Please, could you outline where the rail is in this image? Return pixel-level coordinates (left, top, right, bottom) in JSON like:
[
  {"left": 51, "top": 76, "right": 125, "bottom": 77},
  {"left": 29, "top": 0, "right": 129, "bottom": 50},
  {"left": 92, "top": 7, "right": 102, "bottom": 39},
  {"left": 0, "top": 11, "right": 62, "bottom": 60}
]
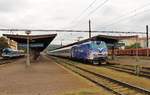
[
  {"left": 106, "top": 64, "right": 150, "bottom": 78},
  {"left": 52, "top": 57, "right": 150, "bottom": 95}
]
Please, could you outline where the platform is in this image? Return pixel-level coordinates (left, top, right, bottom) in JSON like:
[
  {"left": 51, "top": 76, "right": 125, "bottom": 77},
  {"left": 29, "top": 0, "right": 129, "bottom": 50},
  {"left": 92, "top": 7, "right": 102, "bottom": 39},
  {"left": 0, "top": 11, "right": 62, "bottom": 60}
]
[{"left": 0, "top": 55, "right": 111, "bottom": 95}]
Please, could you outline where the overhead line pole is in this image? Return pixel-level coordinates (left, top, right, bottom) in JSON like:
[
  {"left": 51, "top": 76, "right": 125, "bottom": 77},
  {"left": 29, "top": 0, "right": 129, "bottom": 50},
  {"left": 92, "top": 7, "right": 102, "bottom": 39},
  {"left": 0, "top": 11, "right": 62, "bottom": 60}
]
[
  {"left": 89, "top": 20, "right": 92, "bottom": 38},
  {"left": 146, "top": 25, "right": 149, "bottom": 56}
]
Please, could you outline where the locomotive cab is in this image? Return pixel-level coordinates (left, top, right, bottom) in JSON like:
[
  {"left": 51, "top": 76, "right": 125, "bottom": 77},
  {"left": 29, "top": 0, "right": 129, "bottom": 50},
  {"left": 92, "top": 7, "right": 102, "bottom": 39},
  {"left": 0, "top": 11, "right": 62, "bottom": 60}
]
[{"left": 88, "top": 41, "right": 108, "bottom": 64}]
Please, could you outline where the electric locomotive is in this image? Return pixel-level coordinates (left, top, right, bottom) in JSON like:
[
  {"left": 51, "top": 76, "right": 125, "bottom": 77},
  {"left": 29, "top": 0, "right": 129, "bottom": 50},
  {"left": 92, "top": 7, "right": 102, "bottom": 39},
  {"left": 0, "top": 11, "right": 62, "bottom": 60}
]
[
  {"left": 1, "top": 48, "right": 24, "bottom": 58},
  {"left": 48, "top": 40, "right": 108, "bottom": 64},
  {"left": 72, "top": 41, "right": 108, "bottom": 64}
]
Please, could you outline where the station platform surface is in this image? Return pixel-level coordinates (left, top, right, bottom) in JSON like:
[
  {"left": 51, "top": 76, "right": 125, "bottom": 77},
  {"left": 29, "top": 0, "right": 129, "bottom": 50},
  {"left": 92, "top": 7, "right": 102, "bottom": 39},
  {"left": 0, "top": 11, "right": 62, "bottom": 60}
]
[
  {"left": 0, "top": 55, "right": 110, "bottom": 95},
  {"left": 108, "top": 56, "right": 150, "bottom": 67}
]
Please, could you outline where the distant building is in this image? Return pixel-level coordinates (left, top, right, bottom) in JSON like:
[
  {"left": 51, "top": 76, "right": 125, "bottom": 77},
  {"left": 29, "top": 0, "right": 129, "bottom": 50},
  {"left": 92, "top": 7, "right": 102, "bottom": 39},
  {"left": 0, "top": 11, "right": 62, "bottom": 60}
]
[
  {"left": 138, "top": 37, "right": 150, "bottom": 48},
  {"left": 119, "top": 36, "right": 138, "bottom": 49},
  {"left": 7, "top": 38, "right": 18, "bottom": 50},
  {"left": 118, "top": 36, "right": 150, "bottom": 49}
]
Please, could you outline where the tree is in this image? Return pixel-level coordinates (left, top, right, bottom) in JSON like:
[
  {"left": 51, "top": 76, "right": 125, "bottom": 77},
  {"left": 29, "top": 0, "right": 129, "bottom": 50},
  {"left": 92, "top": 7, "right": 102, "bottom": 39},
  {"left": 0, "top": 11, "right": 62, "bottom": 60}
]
[
  {"left": 0, "top": 37, "right": 9, "bottom": 54},
  {"left": 125, "top": 43, "right": 141, "bottom": 49}
]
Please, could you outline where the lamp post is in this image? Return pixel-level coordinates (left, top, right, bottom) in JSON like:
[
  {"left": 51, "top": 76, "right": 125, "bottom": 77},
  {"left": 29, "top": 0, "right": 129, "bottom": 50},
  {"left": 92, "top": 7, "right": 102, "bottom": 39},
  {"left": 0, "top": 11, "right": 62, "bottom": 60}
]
[{"left": 25, "top": 30, "right": 31, "bottom": 66}]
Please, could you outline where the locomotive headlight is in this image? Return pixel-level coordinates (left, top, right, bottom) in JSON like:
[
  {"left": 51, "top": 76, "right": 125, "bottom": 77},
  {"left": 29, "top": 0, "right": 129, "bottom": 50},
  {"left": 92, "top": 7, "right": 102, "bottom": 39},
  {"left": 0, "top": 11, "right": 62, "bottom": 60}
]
[
  {"left": 88, "top": 51, "right": 96, "bottom": 59},
  {"left": 91, "top": 52, "right": 99, "bottom": 57},
  {"left": 92, "top": 52, "right": 98, "bottom": 55},
  {"left": 102, "top": 51, "right": 108, "bottom": 56}
]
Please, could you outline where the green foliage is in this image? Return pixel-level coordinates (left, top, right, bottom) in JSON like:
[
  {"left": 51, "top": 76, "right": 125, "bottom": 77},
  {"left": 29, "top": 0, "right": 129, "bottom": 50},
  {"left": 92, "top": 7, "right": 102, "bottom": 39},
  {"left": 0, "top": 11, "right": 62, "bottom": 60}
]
[
  {"left": 0, "top": 37, "right": 9, "bottom": 49},
  {"left": 125, "top": 43, "right": 141, "bottom": 49},
  {"left": 0, "top": 37, "right": 9, "bottom": 54},
  {"left": 47, "top": 44, "right": 61, "bottom": 51}
]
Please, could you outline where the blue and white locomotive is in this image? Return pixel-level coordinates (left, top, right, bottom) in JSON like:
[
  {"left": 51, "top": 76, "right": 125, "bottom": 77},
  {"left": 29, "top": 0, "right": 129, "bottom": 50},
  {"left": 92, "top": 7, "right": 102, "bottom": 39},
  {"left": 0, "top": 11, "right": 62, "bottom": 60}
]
[
  {"left": 48, "top": 40, "right": 108, "bottom": 64},
  {"left": 1, "top": 48, "right": 24, "bottom": 58}
]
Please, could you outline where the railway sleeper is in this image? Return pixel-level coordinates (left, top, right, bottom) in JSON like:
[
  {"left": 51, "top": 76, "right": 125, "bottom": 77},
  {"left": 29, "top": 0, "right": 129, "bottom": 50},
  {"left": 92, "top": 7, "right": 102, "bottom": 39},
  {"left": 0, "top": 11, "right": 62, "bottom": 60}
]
[
  {"left": 111, "top": 85, "right": 124, "bottom": 89},
  {"left": 54, "top": 58, "right": 150, "bottom": 95},
  {"left": 63, "top": 64, "right": 142, "bottom": 95},
  {"left": 107, "top": 66, "right": 150, "bottom": 78},
  {"left": 116, "top": 87, "right": 129, "bottom": 93}
]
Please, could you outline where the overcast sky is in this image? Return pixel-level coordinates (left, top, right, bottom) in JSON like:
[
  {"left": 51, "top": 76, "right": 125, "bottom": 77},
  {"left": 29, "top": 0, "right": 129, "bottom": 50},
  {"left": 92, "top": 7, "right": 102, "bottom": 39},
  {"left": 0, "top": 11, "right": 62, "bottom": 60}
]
[{"left": 0, "top": 0, "right": 150, "bottom": 45}]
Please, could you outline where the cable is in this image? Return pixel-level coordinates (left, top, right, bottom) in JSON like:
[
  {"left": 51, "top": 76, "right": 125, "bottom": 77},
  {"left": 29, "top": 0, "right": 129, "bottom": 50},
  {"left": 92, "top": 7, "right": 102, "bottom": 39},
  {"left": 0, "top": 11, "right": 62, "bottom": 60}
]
[
  {"left": 87, "top": 0, "right": 109, "bottom": 17},
  {"left": 102, "top": 2, "right": 150, "bottom": 27},
  {"left": 0, "top": 28, "right": 145, "bottom": 34},
  {"left": 64, "top": 0, "right": 109, "bottom": 30},
  {"left": 70, "top": 0, "right": 97, "bottom": 23},
  {"left": 61, "top": 0, "right": 98, "bottom": 30},
  {"left": 105, "top": 8, "right": 150, "bottom": 27}
]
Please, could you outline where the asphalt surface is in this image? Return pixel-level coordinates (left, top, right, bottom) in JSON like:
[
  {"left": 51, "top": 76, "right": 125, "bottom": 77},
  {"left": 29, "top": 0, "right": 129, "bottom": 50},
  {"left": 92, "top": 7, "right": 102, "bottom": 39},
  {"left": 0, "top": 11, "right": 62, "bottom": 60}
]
[{"left": 0, "top": 55, "right": 110, "bottom": 95}]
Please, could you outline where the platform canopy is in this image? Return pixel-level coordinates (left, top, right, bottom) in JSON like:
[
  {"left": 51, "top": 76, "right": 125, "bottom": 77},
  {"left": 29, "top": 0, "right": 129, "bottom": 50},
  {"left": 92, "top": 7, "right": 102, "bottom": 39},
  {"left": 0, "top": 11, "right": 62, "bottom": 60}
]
[
  {"left": 55, "top": 35, "right": 138, "bottom": 50},
  {"left": 3, "top": 34, "right": 57, "bottom": 52}
]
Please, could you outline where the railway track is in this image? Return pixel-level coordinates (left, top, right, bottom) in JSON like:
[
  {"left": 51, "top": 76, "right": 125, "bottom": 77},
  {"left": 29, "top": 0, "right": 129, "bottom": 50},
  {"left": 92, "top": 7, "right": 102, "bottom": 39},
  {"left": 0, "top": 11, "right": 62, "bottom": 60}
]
[
  {"left": 106, "top": 64, "right": 150, "bottom": 78},
  {"left": 52, "top": 57, "right": 150, "bottom": 95},
  {"left": 0, "top": 59, "right": 12, "bottom": 65},
  {"left": 0, "top": 58, "right": 22, "bottom": 65}
]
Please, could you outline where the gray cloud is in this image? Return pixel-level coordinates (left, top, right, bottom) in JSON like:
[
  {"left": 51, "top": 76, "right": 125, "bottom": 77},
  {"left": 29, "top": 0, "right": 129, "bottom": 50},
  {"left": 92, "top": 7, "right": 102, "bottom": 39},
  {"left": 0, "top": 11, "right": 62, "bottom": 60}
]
[
  {"left": 0, "top": 0, "right": 150, "bottom": 44},
  {"left": 0, "top": 0, "right": 28, "bottom": 13}
]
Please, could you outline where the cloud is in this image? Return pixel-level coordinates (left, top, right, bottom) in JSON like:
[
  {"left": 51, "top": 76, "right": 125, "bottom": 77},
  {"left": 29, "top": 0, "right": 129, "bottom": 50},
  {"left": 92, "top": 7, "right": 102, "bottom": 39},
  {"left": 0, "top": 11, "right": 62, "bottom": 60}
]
[
  {"left": 0, "top": 0, "right": 150, "bottom": 44},
  {"left": 0, "top": 0, "right": 29, "bottom": 13}
]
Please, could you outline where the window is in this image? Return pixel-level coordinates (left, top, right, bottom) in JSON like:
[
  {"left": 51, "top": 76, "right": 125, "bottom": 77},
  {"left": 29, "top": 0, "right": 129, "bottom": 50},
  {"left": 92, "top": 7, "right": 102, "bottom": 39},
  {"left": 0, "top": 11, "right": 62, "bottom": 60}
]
[{"left": 91, "top": 41, "right": 107, "bottom": 49}]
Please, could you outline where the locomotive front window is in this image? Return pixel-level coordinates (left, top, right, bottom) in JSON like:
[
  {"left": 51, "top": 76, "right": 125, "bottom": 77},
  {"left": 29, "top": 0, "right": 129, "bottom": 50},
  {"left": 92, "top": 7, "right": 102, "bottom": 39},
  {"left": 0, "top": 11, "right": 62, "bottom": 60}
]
[
  {"left": 96, "top": 41, "right": 101, "bottom": 45},
  {"left": 91, "top": 41, "right": 107, "bottom": 49},
  {"left": 98, "top": 41, "right": 107, "bottom": 49}
]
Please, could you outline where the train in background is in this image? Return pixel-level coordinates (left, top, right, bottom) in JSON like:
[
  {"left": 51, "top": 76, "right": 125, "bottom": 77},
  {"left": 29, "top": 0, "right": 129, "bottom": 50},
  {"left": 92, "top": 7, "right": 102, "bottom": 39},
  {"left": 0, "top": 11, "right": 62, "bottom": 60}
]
[
  {"left": 48, "top": 40, "right": 108, "bottom": 64},
  {"left": 109, "top": 48, "right": 150, "bottom": 56},
  {"left": 1, "top": 48, "right": 25, "bottom": 58}
]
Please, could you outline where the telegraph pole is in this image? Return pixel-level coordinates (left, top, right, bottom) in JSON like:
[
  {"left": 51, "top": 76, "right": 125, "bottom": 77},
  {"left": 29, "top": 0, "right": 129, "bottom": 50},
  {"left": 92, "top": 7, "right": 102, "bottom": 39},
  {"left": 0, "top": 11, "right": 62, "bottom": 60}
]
[
  {"left": 25, "top": 30, "right": 31, "bottom": 66},
  {"left": 146, "top": 25, "right": 149, "bottom": 56},
  {"left": 89, "top": 20, "right": 91, "bottom": 38}
]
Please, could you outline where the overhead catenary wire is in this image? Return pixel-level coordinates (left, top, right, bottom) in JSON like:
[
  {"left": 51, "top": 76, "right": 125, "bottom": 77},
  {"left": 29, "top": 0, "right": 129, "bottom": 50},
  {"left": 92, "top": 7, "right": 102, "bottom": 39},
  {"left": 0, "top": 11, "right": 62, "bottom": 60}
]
[
  {"left": 104, "top": 9, "right": 150, "bottom": 28},
  {"left": 70, "top": 0, "right": 97, "bottom": 24},
  {"left": 62, "top": 0, "right": 98, "bottom": 29},
  {"left": 0, "top": 28, "right": 146, "bottom": 34},
  {"left": 101, "top": 2, "right": 150, "bottom": 27},
  {"left": 0, "top": 24, "right": 14, "bottom": 34},
  {"left": 87, "top": 0, "right": 109, "bottom": 17},
  {"left": 64, "top": 0, "right": 109, "bottom": 30}
]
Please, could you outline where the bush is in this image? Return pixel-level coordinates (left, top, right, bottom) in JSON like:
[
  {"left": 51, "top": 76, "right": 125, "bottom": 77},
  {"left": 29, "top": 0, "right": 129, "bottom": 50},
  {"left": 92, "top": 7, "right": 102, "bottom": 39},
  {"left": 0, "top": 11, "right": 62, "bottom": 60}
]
[
  {"left": 0, "top": 37, "right": 9, "bottom": 55},
  {"left": 125, "top": 43, "right": 141, "bottom": 49}
]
